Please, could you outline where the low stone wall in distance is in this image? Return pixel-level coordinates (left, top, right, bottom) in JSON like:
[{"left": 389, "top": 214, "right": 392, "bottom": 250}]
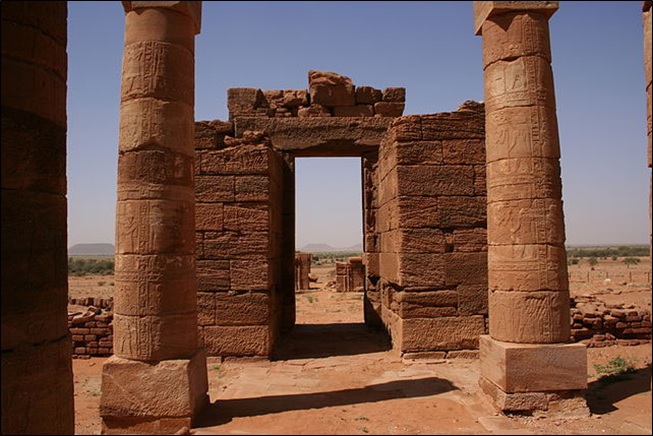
[
  {"left": 66, "top": 294, "right": 651, "bottom": 358},
  {"left": 571, "top": 295, "right": 652, "bottom": 347},
  {"left": 68, "top": 297, "right": 113, "bottom": 358}
]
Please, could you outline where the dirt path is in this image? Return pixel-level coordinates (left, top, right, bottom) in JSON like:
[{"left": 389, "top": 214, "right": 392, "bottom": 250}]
[{"left": 71, "top": 262, "right": 652, "bottom": 435}]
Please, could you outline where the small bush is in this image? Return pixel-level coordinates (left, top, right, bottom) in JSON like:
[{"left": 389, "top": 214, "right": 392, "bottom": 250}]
[{"left": 594, "top": 356, "right": 636, "bottom": 382}]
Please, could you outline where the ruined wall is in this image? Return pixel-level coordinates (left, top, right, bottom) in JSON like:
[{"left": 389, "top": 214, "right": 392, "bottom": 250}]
[
  {"left": 295, "top": 252, "right": 312, "bottom": 291},
  {"left": 570, "top": 296, "right": 652, "bottom": 346},
  {"left": 68, "top": 298, "right": 113, "bottom": 358},
  {"left": 336, "top": 257, "right": 365, "bottom": 292},
  {"left": 194, "top": 124, "right": 285, "bottom": 357},
  {"left": 375, "top": 101, "right": 488, "bottom": 358},
  {"left": 228, "top": 70, "right": 405, "bottom": 119}
]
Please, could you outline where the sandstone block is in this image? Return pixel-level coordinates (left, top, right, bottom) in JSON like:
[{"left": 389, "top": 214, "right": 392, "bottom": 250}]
[
  {"left": 479, "top": 335, "right": 586, "bottom": 393},
  {"left": 196, "top": 259, "right": 230, "bottom": 291},
  {"left": 308, "top": 70, "right": 355, "bottom": 106},
  {"left": 401, "top": 316, "right": 486, "bottom": 352},
  {"left": 195, "top": 202, "right": 224, "bottom": 231},
  {"left": 203, "top": 325, "right": 270, "bottom": 356},
  {"left": 355, "top": 86, "right": 382, "bottom": 104},
  {"left": 100, "top": 351, "right": 208, "bottom": 424},
  {"left": 215, "top": 291, "right": 270, "bottom": 326}
]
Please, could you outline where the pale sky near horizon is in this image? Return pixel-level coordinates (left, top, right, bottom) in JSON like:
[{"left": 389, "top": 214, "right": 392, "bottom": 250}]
[{"left": 66, "top": 1, "right": 651, "bottom": 250}]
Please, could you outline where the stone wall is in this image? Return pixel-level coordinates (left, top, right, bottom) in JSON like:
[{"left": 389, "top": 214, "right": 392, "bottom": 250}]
[
  {"left": 336, "top": 257, "right": 364, "bottom": 292},
  {"left": 375, "top": 101, "right": 489, "bottom": 358},
  {"left": 295, "top": 252, "right": 312, "bottom": 291},
  {"left": 194, "top": 126, "right": 285, "bottom": 357},
  {"left": 570, "top": 296, "right": 652, "bottom": 347},
  {"left": 68, "top": 298, "right": 113, "bottom": 358}
]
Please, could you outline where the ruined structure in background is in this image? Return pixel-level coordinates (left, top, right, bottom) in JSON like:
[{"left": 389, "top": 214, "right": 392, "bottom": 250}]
[
  {"left": 294, "top": 252, "right": 312, "bottom": 291},
  {"left": 194, "top": 70, "right": 489, "bottom": 359},
  {"left": 335, "top": 257, "right": 365, "bottom": 292}
]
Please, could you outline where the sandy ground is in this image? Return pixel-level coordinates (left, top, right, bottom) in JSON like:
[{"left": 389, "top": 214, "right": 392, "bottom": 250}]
[{"left": 70, "top": 258, "right": 652, "bottom": 435}]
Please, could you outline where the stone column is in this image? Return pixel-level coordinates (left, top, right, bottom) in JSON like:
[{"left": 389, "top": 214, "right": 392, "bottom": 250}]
[
  {"left": 1, "top": 2, "right": 74, "bottom": 434},
  {"left": 100, "top": 2, "right": 208, "bottom": 434},
  {"left": 474, "top": 1, "right": 588, "bottom": 414},
  {"left": 643, "top": 1, "right": 652, "bottom": 258}
]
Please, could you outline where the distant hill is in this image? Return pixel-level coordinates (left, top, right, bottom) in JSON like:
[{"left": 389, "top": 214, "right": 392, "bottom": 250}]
[
  {"left": 68, "top": 243, "right": 114, "bottom": 255},
  {"left": 299, "top": 242, "right": 363, "bottom": 253}
]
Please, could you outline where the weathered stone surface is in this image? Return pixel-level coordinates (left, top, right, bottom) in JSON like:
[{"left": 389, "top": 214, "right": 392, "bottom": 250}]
[
  {"left": 215, "top": 292, "right": 270, "bottom": 326},
  {"left": 355, "top": 86, "right": 382, "bottom": 104},
  {"left": 100, "top": 351, "right": 208, "bottom": 421},
  {"left": 203, "top": 325, "right": 270, "bottom": 356},
  {"left": 374, "top": 101, "right": 405, "bottom": 117},
  {"left": 196, "top": 260, "right": 230, "bottom": 291},
  {"left": 474, "top": 1, "right": 558, "bottom": 36},
  {"left": 487, "top": 157, "right": 562, "bottom": 201},
  {"left": 382, "top": 87, "right": 406, "bottom": 102},
  {"left": 197, "top": 145, "right": 273, "bottom": 175},
  {"left": 487, "top": 198, "right": 565, "bottom": 245},
  {"left": 479, "top": 335, "right": 586, "bottom": 392},
  {"left": 112, "top": 313, "right": 198, "bottom": 361},
  {"left": 485, "top": 105, "right": 560, "bottom": 162},
  {"left": 308, "top": 70, "right": 355, "bottom": 106},
  {"left": 444, "top": 252, "right": 488, "bottom": 286},
  {"left": 227, "top": 88, "right": 266, "bottom": 119},
  {"left": 235, "top": 117, "right": 392, "bottom": 156},
  {"left": 489, "top": 289, "right": 571, "bottom": 343},
  {"left": 1, "top": 339, "right": 74, "bottom": 435},
  {"left": 488, "top": 244, "right": 568, "bottom": 292},
  {"left": 401, "top": 316, "right": 486, "bottom": 352},
  {"left": 333, "top": 104, "right": 374, "bottom": 117},
  {"left": 483, "top": 57, "right": 556, "bottom": 111},
  {"left": 457, "top": 284, "right": 488, "bottom": 315},
  {"left": 396, "top": 165, "right": 475, "bottom": 197}
]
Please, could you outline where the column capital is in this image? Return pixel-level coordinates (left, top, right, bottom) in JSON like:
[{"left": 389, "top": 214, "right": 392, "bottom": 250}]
[
  {"left": 474, "top": 1, "right": 558, "bottom": 35},
  {"left": 122, "top": 1, "right": 201, "bottom": 34}
]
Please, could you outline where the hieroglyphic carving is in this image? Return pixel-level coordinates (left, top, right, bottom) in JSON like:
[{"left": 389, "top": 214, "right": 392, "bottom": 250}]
[{"left": 479, "top": 2, "right": 569, "bottom": 344}]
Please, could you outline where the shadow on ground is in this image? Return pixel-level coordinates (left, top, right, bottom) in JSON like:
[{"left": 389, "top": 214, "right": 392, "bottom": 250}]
[
  {"left": 586, "top": 364, "right": 652, "bottom": 414},
  {"left": 194, "top": 376, "right": 457, "bottom": 428},
  {"left": 271, "top": 322, "right": 392, "bottom": 360}
]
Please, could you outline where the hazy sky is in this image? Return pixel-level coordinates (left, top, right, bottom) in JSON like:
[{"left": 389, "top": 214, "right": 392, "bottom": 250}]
[{"left": 67, "top": 1, "right": 650, "bottom": 249}]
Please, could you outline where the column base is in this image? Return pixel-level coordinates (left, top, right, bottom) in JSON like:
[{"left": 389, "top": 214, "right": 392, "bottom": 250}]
[
  {"left": 100, "top": 349, "right": 209, "bottom": 434},
  {"left": 479, "top": 335, "right": 589, "bottom": 416}
]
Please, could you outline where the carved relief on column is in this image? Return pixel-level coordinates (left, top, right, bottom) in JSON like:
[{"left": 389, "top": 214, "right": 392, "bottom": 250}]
[
  {"left": 477, "top": 2, "right": 570, "bottom": 344},
  {"left": 114, "top": 1, "right": 201, "bottom": 362}
]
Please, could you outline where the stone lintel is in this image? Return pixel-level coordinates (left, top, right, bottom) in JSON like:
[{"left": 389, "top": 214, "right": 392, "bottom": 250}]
[
  {"left": 474, "top": 1, "right": 559, "bottom": 35},
  {"left": 100, "top": 350, "right": 209, "bottom": 434},
  {"left": 234, "top": 117, "right": 392, "bottom": 157},
  {"left": 122, "top": 1, "right": 202, "bottom": 34},
  {"left": 479, "top": 335, "right": 587, "bottom": 393}
]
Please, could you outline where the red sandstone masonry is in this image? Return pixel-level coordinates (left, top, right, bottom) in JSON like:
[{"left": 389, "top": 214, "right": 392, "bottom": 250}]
[
  {"left": 195, "top": 130, "right": 284, "bottom": 357},
  {"left": 376, "top": 101, "right": 489, "bottom": 355}
]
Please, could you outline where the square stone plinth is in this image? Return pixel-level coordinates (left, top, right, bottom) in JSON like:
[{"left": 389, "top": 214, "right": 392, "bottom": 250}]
[
  {"left": 480, "top": 335, "right": 587, "bottom": 393},
  {"left": 474, "top": 1, "right": 559, "bottom": 35},
  {"left": 100, "top": 350, "right": 209, "bottom": 434}
]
